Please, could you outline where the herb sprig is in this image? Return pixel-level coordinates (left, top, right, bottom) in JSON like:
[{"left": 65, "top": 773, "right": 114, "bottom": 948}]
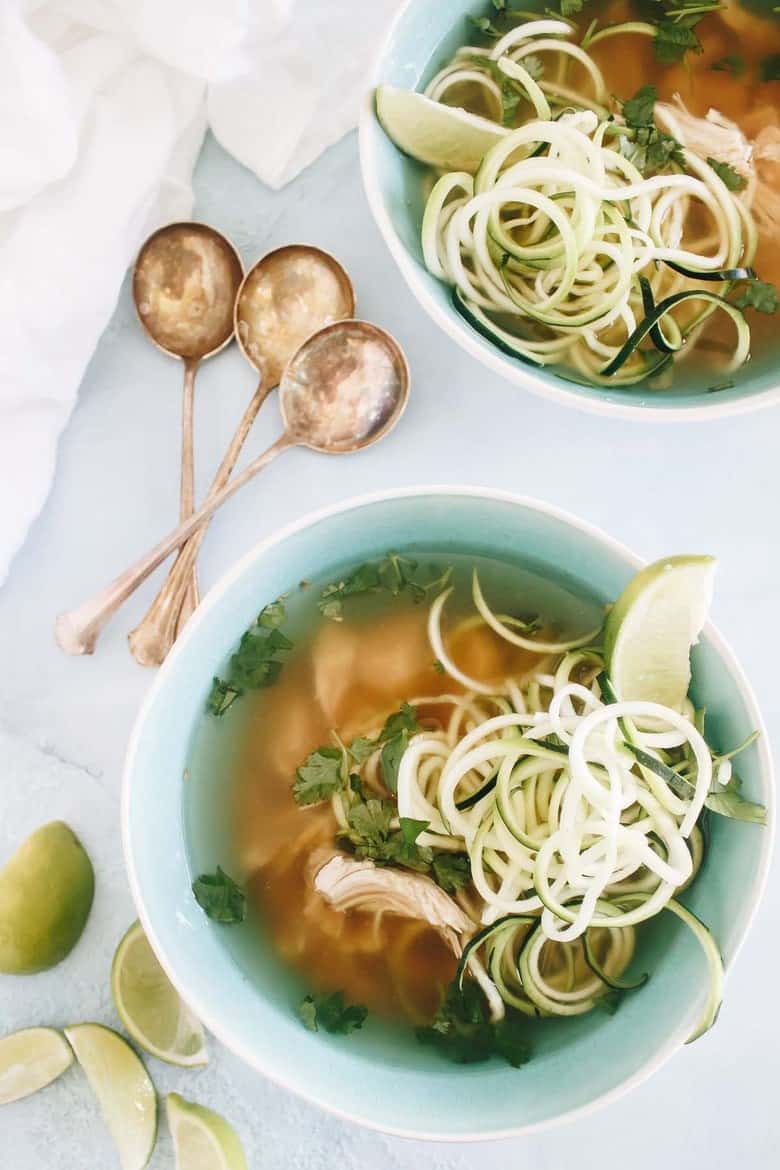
[
  {"left": 299, "top": 991, "right": 368, "bottom": 1034},
  {"left": 417, "top": 981, "right": 532, "bottom": 1066},
  {"left": 207, "top": 597, "right": 292, "bottom": 716},
  {"left": 317, "top": 554, "right": 452, "bottom": 622},
  {"left": 191, "top": 866, "right": 246, "bottom": 924},
  {"left": 618, "top": 85, "right": 684, "bottom": 176}
]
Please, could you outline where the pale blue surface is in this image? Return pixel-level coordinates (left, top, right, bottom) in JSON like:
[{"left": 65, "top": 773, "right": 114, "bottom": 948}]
[
  {"left": 125, "top": 489, "right": 771, "bottom": 1138},
  {"left": 1, "top": 129, "right": 779, "bottom": 1167},
  {"left": 360, "top": 0, "right": 780, "bottom": 416}
]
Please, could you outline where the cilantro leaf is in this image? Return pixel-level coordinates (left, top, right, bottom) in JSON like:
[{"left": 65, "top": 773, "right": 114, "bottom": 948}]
[
  {"left": 293, "top": 746, "right": 343, "bottom": 805},
  {"left": 707, "top": 157, "right": 747, "bottom": 192},
  {"left": 399, "top": 817, "right": 429, "bottom": 844},
  {"left": 192, "top": 866, "right": 246, "bottom": 924},
  {"left": 380, "top": 703, "right": 419, "bottom": 740},
  {"left": 417, "top": 981, "right": 531, "bottom": 1066},
  {"left": 380, "top": 732, "right": 410, "bottom": 793},
  {"left": 560, "top": 0, "right": 585, "bottom": 13},
  {"left": 299, "top": 991, "right": 367, "bottom": 1034},
  {"left": 468, "top": 13, "right": 503, "bottom": 37},
  {"left": 733, "top": 280, "right": 780, "bottom": 314},
  {"left": 622, "top": 85, "right": 657, "bottom": 129},
  {"left": 348, "top": 798, "right": 395, "bottom": 847},
  {"left": 258, "top": 598, "right": 286, "bottom": 628},
  {"left": 433, "top": 658, "right": 445, "bottom": 674},
  {"left": 348, "top": 736, "right": 376, "bottom": 763},
  {"left": 432, "top": 852, "right": 472, "bottom": 893},
  {"left": 711, "top": 54, "right": 745, "bottom": 77},
  {"left": 654, "top": 20, "right": 702, "bottom": 64},
  {"left": 705, "top": 787, "right": 767, "bottom": 824},
  {"left": 206, "top": 677, "right": 241, "bottom": 717},
  {"left": 760, "top": 53, "right": 780, "bottom": 82},
  {"left": 318, "top": 556, "right": 452, "bottom": 621}
]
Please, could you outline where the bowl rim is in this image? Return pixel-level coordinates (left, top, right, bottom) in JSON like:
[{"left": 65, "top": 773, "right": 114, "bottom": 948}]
[
  {"left": 357, "top": 0, "right": 780, "bottom": 423},
  {"left": 122, "top": 485, "right": 775, "bottom": 1141}
]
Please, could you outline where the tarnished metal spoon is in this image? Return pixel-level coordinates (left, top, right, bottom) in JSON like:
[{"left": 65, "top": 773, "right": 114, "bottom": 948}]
[
  {"left": 128, "top": 244, "right": 355, "bottom": 666},
  {"left": 55, "top": 319, "right": 409, "bottom": 656},
  {"left": 132, "top": 222, "right": 243, "bottom": 626}
]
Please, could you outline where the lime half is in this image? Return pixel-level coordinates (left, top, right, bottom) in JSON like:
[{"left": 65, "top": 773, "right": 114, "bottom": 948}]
[
  {"left": 167, "top": 1093, "right": 248, "bottom": 1170},
  {"left": 376, "top": 85, "right": 507, "bottom": 172},
  {"left": 111, "top": 921, "right": 207, "bottom": 1067},
  {"left": 0, "top": 821, "right": 94, "bottom": 973},
  {"left": 605, "top": 555, "right": 716, "bottom": 709},
  {"left": 65, "top": 1024, "right": 157, "bottom": 1170},
  {"left": 0, "top": 1027, "right": 73, "bottom": 1105}
]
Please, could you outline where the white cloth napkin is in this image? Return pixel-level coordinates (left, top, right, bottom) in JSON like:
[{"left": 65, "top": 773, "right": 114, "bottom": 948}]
[{"left": 0, "top": 0, "right": 399, "bottom": 585}]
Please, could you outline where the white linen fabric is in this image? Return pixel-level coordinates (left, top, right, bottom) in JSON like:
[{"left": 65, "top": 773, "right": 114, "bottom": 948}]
[{"left": 0, "top": 0, "right": 399, "bottom": 584}]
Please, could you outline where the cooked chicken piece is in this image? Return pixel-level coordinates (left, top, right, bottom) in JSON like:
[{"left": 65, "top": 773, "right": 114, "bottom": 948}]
[
  {"left": 656, "top": 98, "right": 752, "bottom": 180},
  {"left": 311, "top": 853, "right": 473, "bottom": 955}
]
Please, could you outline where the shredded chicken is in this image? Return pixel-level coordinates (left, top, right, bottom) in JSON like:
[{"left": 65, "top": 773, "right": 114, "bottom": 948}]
[
  {"left": 310, "top": 852, "right": 508, "bottom": 1021},
  {"left": 656, "top": 97, "right": 780, "bottom": 246},
  {"left": 312, "top": 853, "right": 473, "bottom": 955},
  {"left": 656, "top": 98, "right": 752, "bottom": 180}
]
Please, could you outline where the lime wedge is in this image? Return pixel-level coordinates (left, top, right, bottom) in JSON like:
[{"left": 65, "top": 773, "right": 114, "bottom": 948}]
[
  {"left": 0, "top": 821, "right": 94, "bottom": 974},
  {"left": 0, "top": 1027, "right": 73, "bottom": 1105},
  {"left": 605, "top": 555, "right": 716, "bottom": 709},
  {"left": 375, "top": 85, "right": 507, "bottom": 172},
  {"left": 64, "top": 1024, "right": 157, "bottom": 1170},
  {"left": 166, "top": 1093, "right": 248, "bottom": 1170},
  {"left": 111, "top": 921, "right": 207, "bottom": 1068}
]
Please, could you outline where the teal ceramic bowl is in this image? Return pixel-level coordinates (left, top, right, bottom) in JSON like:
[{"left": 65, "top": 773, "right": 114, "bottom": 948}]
[
  {"left": 359, "top": 0, "right": 780, "bottom": 420},
  {"left": 123, "top": 488, "right": 773, "bottom": 1138}
]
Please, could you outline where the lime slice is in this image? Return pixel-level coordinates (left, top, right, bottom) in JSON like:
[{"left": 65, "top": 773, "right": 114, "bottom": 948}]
[
  {"left": 0, "top": 1027, "right": 73, "bottom": 1105},
  {"left": 166, "top": 1092, "right": 248, "bottom": 1170},
  {"left": 375, "top": 85, "right": 507, "bottom": 172},
  {"left": 0, "top": 821, "right": 94, "bottom": 974},
  {"left": 64, "top": 1024, "right": 157, "bottom": 1170},
  {"left": 605, "top": 555, "right": 716, "bottom": 708},
  {"left": 111, "top": 921, "right": 207, "bottom": 1068}
]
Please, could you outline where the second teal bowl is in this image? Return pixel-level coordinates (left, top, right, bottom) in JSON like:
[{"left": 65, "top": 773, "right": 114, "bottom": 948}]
[{"left": 123, "top": 487, "right": 773, "bottom": 1138}]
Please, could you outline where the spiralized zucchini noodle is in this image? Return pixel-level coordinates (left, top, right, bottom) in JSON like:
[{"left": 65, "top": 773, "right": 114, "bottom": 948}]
[
  {"left": 331, "top": 571, "right": 728, "bottom": 1037},
  {"left": 420, "top": 19, "right": 759, "bottom": 386}
]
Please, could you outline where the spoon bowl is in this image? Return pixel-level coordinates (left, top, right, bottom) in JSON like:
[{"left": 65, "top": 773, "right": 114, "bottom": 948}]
[
  {"left": 235, "top": 244, "right": 355, "bottom": 384},
  {"left": 133, "top": 222, "right": 243, "bottom": 361},
  {"left": 280, "top": 319, "right": 409, "bottom": 452}
]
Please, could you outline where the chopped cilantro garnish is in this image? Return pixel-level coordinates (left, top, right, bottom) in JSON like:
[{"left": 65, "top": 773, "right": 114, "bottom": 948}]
[
  {"left": 293, "top": 746, "right": 344, "bottom": 805},
  {"left": 468, "top": 13, "right": 503, "bottom": 37},
  {"left": 619, "top": 86, "right": 684, "bottom": 175},
  {"left": 206, "top": 595, "right": 292, "bottom": 715},
  {"left": 317, "top": 554, "right": 452, "bottom": 622},
  {"left": 417, "top": 981, "right": 531, "bottom": 1066},
  {"left": 191, "top": 866, "right": 246, "bottom": 924},
  {"left": 299, "top": 991, "right": 368, "bottom": 1034},
  {"left": 733, "top": 280, "right": 780, "bottom": 314},
  {"left": 432, "top": 658, "right": 445, "bottom": 674},
  {"left": 431, "top": 852, "right": 472, "bottom": 893},
  {"left": 707, "top": 157, "right": 746, "bottom": 192}
]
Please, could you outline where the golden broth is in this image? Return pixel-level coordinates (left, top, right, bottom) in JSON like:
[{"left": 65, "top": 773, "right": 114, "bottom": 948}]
[{"left": 229, "top": 600, "right": 544, "bottom": 1025}]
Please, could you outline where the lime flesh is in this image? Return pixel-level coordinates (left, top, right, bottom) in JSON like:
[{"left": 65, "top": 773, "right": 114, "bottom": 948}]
[
  {"left": 65, "top": 1023, "right": 157, "bottom": 1170},
  {"left": 376, "top": 85, "right": 507, "bottom": 172},
  {"left": 0, "top": 1027, "right": 73, "bottom": 1104},
  {"left": 0, "top": 821, "right": 94, "bottom": 974},
  {"left": 111, "top": 921, "right": 207, "bottom": 1067},
  {"left": 167, "top": 1092, "right": 248, "bottom": 1170},
  {"left": 605, "top": 555, "right": 716, "bottom": 708}
]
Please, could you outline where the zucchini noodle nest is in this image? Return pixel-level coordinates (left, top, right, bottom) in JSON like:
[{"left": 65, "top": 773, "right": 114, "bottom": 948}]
[
  {"left": 421, "top": 20, "right": 758, "bottom": 386},
  {"left": 377, "top": 572, "right": 724, "bottom": 1034}
]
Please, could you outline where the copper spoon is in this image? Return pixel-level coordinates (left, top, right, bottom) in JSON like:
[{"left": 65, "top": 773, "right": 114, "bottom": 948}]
[
  {"left": 55, "top": 319, "right": 409, "bottom": 656},
  {"left": 132, "top": 222, "right": 243, "bottom": 626},
  {"left": 128, "top": 244, "right": 355, "bottom": 666}
]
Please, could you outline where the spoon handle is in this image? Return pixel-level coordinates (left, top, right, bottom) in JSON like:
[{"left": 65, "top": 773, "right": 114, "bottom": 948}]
[
  {"left": 128, "top": 373, "right": 274, "bottom": 666},
  {"left": 55, "top": 432, "right": 296, "bottom": 656},
  {"left": 178, "top": 357, "right": 201, "bottom": 626}
]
